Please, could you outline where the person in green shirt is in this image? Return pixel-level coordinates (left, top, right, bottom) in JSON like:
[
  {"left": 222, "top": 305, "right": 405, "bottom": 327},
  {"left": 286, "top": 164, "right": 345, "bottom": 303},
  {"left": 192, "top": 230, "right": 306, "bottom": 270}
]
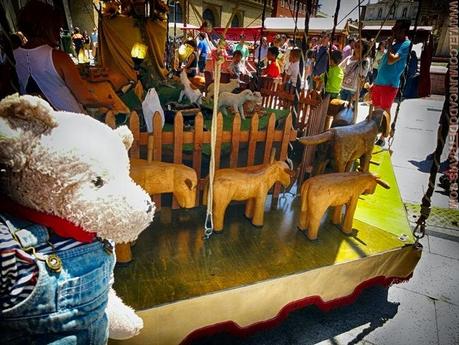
[
  {"left": 321, "top": 49, "right": 344, "bottom": 99},
  {"left": 235, "top": 34, "right": 250, "bottom": 63}
]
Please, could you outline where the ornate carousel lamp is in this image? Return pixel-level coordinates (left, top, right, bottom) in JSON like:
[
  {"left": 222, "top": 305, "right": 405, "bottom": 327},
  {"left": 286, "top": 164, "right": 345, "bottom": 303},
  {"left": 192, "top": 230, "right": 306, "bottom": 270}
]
[{"left": 131, "top": 42, "right": 148, "bottom": 80}]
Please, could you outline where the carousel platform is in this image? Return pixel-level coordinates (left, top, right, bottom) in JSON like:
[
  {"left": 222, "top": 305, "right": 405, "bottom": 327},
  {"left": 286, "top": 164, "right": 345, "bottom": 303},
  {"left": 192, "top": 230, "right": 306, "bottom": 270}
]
[{"left": 111, "top": 148, "right": 422, "bottom": 345}]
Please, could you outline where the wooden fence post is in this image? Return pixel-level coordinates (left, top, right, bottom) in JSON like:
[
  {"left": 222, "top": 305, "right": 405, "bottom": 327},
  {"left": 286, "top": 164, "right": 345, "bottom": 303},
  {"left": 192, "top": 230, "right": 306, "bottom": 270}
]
[
  {"left": 247, "top": 114, "right": 259, "bottom": 166},
  {"left": 230, "top": 113, "right": 241, "bottom": 168},
  {"left": 172, "top": 112, "right": 184, "bottom": 209},
  {"left": 262, "top": 113, "right": 276, "bottom": 164},
  {"left": 193, "top": 113, "right": 204, "bottom": 206},
  {"left": 129, "top": 111, "right": 141, "bottom": 159}
]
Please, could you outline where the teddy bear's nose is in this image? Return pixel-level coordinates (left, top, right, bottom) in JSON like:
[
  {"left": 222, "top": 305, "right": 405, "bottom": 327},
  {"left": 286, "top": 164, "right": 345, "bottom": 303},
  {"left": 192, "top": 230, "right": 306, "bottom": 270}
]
[{"left": 146, "top": 200, "right": 153, "bottom": 214}]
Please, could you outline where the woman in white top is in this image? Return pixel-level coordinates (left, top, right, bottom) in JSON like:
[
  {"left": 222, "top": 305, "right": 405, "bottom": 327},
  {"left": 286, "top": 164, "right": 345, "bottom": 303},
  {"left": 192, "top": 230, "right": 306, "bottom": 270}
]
[
  {"left": 339, "top": 39, "right": 371, "bottom": 102},
  {"left": 13, "top": 1, "right": 111, "bottom": 113}
]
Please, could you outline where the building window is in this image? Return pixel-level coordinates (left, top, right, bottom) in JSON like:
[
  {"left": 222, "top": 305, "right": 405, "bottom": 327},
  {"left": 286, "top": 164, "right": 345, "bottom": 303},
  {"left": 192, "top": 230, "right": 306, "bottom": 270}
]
[
  {"left": 231, "top": 14, "right": 240, "bottom": 28},
  {"left": 203, "top": 8, "right": 216, "bottom": 27},
  {"left": 389, "top": 6, "right": 395, "bottom": 18},
  {"left": 169, "top": 2, "right": 183, "bottom": 23},
  {"left": 402, "top": 7, "right": 407, "bottom": 18},
  {"left": 377, "top": 8, "right": 382, "bottom": 19}
]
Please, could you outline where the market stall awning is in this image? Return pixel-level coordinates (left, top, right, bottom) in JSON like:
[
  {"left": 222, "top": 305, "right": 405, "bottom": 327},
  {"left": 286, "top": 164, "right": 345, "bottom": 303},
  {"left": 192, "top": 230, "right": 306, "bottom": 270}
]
[
  {"left": 264, "top": 17, "right": 348, "bottom": 33},
  {"left": 362, "top": 25, "right": 432, "bottom": 31},
  {"left": 168, "top": 23, "right": 200, "bottom": 30}
]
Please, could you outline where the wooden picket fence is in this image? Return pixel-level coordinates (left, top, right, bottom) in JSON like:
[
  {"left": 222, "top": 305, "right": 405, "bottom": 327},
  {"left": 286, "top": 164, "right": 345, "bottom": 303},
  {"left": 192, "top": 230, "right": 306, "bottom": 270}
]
[
  {"left": 107, "top": 110, "right": 297, "bottom": 209},
  {"left": 258, "top": 77, "right": 324, "bottom": 130},
  {"left": 105, "top": 88, "right": 330, "bottom": 207}
]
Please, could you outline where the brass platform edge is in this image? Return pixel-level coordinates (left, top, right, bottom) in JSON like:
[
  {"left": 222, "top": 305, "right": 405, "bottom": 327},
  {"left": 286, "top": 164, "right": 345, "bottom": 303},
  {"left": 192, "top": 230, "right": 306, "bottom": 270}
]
[{"left": 110, "top": 244, "right": 422, "bottom": 345}]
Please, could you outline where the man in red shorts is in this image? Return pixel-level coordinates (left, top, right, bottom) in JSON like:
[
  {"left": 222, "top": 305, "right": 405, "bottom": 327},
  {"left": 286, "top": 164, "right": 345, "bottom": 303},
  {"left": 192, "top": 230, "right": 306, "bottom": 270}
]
[{"left": 372, "top": 19, "right": 412, "bottom": 146}]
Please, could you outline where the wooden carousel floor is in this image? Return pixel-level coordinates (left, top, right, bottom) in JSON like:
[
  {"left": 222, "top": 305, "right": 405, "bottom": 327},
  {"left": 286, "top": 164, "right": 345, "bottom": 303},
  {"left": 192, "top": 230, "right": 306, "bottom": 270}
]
[{"left": 112, "top": 148, "right": 421, "bottom": 344}]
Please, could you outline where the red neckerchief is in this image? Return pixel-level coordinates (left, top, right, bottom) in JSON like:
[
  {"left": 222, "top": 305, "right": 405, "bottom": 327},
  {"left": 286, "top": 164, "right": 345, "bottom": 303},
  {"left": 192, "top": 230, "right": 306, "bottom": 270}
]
[{"left": 0, "top": 197, "right": 96, "bottom": 243}]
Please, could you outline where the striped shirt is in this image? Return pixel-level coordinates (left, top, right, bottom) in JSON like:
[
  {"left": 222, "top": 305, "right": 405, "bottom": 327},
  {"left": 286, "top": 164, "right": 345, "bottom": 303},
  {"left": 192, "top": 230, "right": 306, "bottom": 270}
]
[{"left": 0, "top": 217, "right": 84, "bottom": 310}]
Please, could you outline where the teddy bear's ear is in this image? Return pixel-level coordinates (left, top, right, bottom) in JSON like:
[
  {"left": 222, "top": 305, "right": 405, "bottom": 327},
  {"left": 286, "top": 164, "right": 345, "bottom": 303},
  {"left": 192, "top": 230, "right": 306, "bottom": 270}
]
[
  {"left": 0, "top": 94, "right": 57, "bottom": 172},
  {"left": 114, "top": 125, "right": 133, "bottom": 151},
  {"left": 0, "top": 94, "right": 57, "bottom": 136}
]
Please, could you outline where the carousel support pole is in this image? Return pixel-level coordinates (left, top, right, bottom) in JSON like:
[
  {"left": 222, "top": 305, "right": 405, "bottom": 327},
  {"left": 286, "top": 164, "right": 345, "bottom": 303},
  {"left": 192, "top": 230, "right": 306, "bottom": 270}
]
[
  {"left": 166, "top": 2, "right": 170, "bottom": 70},
  {"left": 353, "top": 0, "right": 362, "bottom": 124},
  {"left": 291, "top": 0, "right": 301, "bottom": 127},
  {"left": 174, "top": 1, "right": 177, "bottom": 43},
  {"left": 204, "top": 43, "right": 225, "bottom": 239},
  {"left": 256, "top": 0, "right": 268, "bottom": 79}
]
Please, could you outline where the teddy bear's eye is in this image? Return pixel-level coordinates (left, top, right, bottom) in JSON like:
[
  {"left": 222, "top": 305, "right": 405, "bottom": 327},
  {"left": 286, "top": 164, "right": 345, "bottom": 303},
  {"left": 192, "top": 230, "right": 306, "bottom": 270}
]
[{"left": 92, "top": 176, "right": 104, "bottom": 188}]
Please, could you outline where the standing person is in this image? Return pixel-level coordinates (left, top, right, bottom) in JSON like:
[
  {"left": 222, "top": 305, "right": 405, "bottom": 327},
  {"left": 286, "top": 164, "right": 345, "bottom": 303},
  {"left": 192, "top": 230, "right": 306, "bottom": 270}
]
[
  {"left": 83, "top": 30, "right": 91, "bottom": 58},
  {"left": 372, "top": 19, "right": 412, "bottom": 146},
  {"left": 282, "top": 39, "right": 295, "bottom": 72},
  {"left": 312, "top": 31, "right": 337, "bottom": 90},
  {"left": 280, "top": 34, "right": 289, "bottom": 52},
  {"left": 322, "top": 49, "right": 344, "bottom": 100},
  {"left": 255, "top": 36, "right": 269, "bottom": 67},
  {"left": 90, "top": 27, "right": 98, "bottom": 58},
  {"left": 235, "top": 34, "right": 249, "bottom": 64},
  {"left": 13, "top": 1, "right": 112, "bottom": 113},
  {"left": 312, "top": 31, "right": 336, "bottom": 77},
  {"left": 342, "top": 36, "right": 355, "bottom": 60},
  {"left": 339, "top": 39, "right": 370, "bottom": 102},
  {"left": 371, "top": 41, "right": 386, "bottom": 83},
  {"left": 71, "top": 27, "right": 84, "bottom": 57},
  {"left": 303, "top": 49, "right": 314, "bottom": 90},
  {"left": 263, "top": 46, "right": 281, "bottom": 79},
  {"left": 197, "top": 32, "right": 210, "bottom": 74},
  {"left": 283, "top": 48, "right": 301, "bottom": 89}
]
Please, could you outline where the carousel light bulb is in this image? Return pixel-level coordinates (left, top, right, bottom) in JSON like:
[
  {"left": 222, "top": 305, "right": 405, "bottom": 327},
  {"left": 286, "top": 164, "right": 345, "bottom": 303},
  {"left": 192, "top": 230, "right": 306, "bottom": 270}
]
[
  {"left": 131, "top": 42, "right": 148, "bottom": 60},
  {"left": 178, "top": 43, "right": 193, "bottom": 63}
]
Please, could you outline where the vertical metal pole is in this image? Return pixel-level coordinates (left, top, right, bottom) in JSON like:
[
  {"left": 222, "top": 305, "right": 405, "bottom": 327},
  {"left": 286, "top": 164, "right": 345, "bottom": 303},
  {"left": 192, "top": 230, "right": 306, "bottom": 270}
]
[
  {"left": 256, "top": 0, "right": 268, "bottom": 78},
  {"left": 353, "top": 0, "right": 361, "bottom": 123},
  {"left": 174, "top": 1, "right": 177, "bottom": 40}
]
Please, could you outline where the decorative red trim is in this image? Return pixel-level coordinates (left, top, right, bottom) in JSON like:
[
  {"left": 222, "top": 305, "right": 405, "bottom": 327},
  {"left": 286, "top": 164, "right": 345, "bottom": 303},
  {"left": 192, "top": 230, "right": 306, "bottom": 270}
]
[
  {"left": 180, "top": 274, "right": 413, "bottom": 344},
  {"left": 0, "top": 197, "right": 96, "bottom": 243}
]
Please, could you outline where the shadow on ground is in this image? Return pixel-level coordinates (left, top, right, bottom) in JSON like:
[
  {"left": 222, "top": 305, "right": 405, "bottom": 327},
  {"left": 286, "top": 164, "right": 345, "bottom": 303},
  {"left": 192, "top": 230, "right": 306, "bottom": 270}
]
[
  {"left": 189, "top": 285, "right": 400, "bottom": 345},
  {"left": 408, "top": 157, "right": 450, "bottom": 174}
]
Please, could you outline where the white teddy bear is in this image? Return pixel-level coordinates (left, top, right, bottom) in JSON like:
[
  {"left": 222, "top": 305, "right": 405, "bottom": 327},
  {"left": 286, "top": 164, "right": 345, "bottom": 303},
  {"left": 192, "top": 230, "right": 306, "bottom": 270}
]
[{"left": 0, "top": 94, "right": 154, "bottom": 343}]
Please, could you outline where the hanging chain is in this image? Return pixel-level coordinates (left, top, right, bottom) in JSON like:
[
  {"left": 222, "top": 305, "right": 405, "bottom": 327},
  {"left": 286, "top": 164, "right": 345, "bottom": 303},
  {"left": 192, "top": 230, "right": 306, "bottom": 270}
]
[{"left": 412, "top": 205, "right": 429, "bottom": 246}]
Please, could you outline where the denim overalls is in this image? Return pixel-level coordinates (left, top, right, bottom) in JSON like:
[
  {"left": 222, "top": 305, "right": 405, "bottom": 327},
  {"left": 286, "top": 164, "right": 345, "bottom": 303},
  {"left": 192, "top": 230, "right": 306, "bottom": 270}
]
[{"left": 0, "top": 214, "right": 115, "bottom": 345}]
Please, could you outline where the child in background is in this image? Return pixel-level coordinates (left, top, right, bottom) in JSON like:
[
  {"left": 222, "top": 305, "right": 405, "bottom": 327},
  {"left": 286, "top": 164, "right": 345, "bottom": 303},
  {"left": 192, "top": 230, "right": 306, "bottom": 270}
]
[
  {"left": 228, "top": 50, "right": 250, "bottom": 79},
  {"left": 264, "top": 46, "right": 281, "bottom": 78},
  {"left": 284, "top": 48, "right": 301, "bottom": 89},
  {"left": 322, "top": 49, "right": 344, "bottom": 99}
]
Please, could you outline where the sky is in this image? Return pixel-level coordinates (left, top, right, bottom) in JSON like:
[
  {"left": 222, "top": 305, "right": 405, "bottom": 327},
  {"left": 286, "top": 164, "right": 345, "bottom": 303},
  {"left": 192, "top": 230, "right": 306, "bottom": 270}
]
[{"left": 318, "top": 0, "right": 379, "bottom": 21}]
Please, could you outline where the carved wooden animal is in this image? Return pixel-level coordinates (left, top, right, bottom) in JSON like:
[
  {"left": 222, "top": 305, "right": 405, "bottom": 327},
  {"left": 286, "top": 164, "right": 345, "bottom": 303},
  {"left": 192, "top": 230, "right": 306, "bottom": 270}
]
[
  {"left": 130, "top": 159, "right": 197, "bottom": 208},
  {"left": 206, "top": 79, "right": 239, "bottom": 98},
  {"left": 204, "top": 161, "right": 295, "bottom": 231},
  {"left": 298, "top": 109, "right": 387, "bottom": 175},
  {"left": 298, "top": 172, "right": 390, "bottom": 240}
]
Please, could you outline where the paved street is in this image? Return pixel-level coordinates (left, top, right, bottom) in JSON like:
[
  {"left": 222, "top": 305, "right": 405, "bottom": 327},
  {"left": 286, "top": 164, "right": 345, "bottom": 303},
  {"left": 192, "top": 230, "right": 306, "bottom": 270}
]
[{"left": 195, "top": 95, "right": 459, "bottom": 345}]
